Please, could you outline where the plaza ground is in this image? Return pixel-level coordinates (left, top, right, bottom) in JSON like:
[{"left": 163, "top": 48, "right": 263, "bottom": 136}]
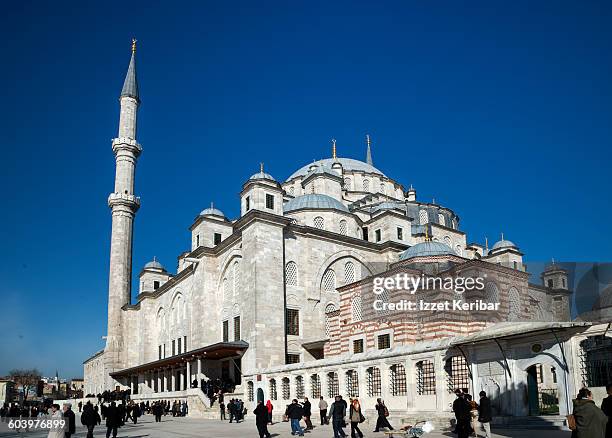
[{"left": 0, "top": 414, "right": 573, "bottom": 438}]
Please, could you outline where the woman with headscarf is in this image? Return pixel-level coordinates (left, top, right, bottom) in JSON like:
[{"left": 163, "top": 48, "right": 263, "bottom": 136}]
[
  {"left": 374, "top": 398, "right": 393, "bottom": 432},
  {"left": 349, "top": 398, "right": 365, "bottom": 438},
  {"left": 266, "top": 400, "right": 274, "bottom": 424}
]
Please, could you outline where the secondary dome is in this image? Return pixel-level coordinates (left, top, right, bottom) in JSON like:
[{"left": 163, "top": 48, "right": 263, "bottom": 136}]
[
  {"left": 199, "top": 206, "right": 226, "bottom": 218},
  {"left": 287, "top": 158, "right": 386, "bottom": 181},
  {"left": 400, "top": 241, "right": 456, "bottom": 260},
  {"left": 491, "top": 239, "right": 518, "bottom": 251},
  {"left": 144, "top": 258, "right": 164, "bottom": 271},
  {"left": 284, "top": 194, "right": 349, "bottom": 213},
  {"left": 249, "top": 171, "right": 276, "bottom": 182}
]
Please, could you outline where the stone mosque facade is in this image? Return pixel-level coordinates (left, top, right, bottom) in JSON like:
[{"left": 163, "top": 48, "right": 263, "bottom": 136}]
[{"left": 84, "top": 45, "right": 612, "bottom": 424}]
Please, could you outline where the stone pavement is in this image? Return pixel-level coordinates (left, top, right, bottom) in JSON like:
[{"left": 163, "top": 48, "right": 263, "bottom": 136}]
[{"left": 0, "top": 415, "right": 573, "bottom": 438}]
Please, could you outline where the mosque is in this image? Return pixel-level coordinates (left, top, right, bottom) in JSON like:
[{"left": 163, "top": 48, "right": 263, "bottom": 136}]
[{"left": 83, "top": 42, "right": 612, "bottom": 427}]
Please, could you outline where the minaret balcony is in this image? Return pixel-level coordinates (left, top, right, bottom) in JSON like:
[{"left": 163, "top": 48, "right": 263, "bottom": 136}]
[
  {"left": 108, "top": 192, "right": 141, "bottom": 211},
  {"left": 112, "top": 137, "right": 142, "bottom": 155}
]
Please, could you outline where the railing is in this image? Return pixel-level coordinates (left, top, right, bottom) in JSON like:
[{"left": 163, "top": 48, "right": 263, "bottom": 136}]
[{"left": 538, "top": 388, "right": 560, "bottom": 415}]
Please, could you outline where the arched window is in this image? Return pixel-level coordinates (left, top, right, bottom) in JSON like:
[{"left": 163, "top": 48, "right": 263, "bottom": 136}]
[
  {"left": 508, "top": 287, "right": 520, "bottom": 321},
  {"left": 444, "top": 236, "right": 452, "bottom": 247},
  {"left": 344, "top": 261, "right": 355, "bottom": 283},
  {"left": 269, "top": 379, "right": 277, "bottom": 400},
  {"left": 377, "top": 289, "right": 390, "bottom": 315},
  {"left": 247, "top": 381, "right": 254, "bottom": 401},
  {"left": 310, "top": 374, "right": 321, "bottom": 398},
  {"left": 351, "top": 296, "right": 362, "bottom": 322},
  {"left": 322, "top": 269, "right": 336, "bottom": 292},
  {"left": 485, "top": 282, "right": 499, "bottom": 303},
  {"left": 380, "top": 182, "right": 385, "bottom": 194},
  {"left": 289, "top": 186, "right": 295, "bottom": 196},
  {"left": 455, "top": 245, "right": 462, "bottom": 257},
  {"left": 327, "top": 372, "right": 339, "bottom": 398},
  {"left": 363, "top": 179, "right": 370, "bottom": 191},
  {"left": 366, "top": 367, "right": 381, "bottom": 397},
  {"left": 314, "top": 216, "right": 324, "bottom": 229},
  {"left": 344, "top": 178, "right": 351, "bottom": 189},
  {"left": 223, "top": 278, "right": 230, "bottom": 307},
  {"left": 295, "top": 376, "right": 305, "bottom": 398},
  {"left": 346, "top": 370, "right": 359, "bottom": 397},
  {"left": 445, "top": 356, "right": 470, "bottom": 393},
  {"left": 285, "top": 262, "right": 298, "bottom": 286},
  {"left": 390, "top": 363, "right": 407, "bottom": 396},
  {"left": 233, "top": 261, "right": 241, "bottom": 294},
  {"left": 339, "top": 220, "right": 347, "bottom": 235},
  {"left": 416, "top": 360, "right": 436, "bottom": 395},
  {"left": 419, "top": 210, "right": 429, "bottom": 224},
  {"left": 438, "top": 214, "right": 446, "bottom": 227},
  {"left": 325, "top": 303, "right": 337, "bottom": 337},
  {"left": 281, "top": 377, "right": 290, "bottom": 400}
]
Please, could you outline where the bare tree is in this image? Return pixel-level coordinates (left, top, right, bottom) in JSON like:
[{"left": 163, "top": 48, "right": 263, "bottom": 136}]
[{"left": 9, "top": 368, "right": 42, "bottom": 405}]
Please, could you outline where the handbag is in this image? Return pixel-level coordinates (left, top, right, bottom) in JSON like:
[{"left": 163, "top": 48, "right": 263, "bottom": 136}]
[
  {"left": 566, "top": 414, "right": 576, "bottom": 431},
  {"left": 384, "top": 406, "right": 389, "bottom": 417}
]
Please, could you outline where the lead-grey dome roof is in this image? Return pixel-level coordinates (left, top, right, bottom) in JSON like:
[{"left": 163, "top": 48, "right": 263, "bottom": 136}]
[
  {"left": 144, "top": 258, "right": 164, "bottom": 270},
  {"left": 249, "top": 171, "right": 276, "bottom": 182},
  {"left": 287, "top": 158, "right": 386, "bottom": 181},
  {"left": 199, "top": 207, "right": 226, "bottom": 218},
  {"left": 284, "top": 194, "right": 349, "bottom": 213},
  {"left": 399, "top": 241, "right": 456, "bottom": 260},
  {"left": 491, "top": 239, "right": 518, "bottom": 251}
]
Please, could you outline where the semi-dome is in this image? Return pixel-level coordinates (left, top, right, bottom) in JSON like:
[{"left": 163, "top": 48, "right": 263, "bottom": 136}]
[
  {"left": 249, "top": 171, "right": 276, "bottom": 182},
  {"left": 199, "top": 206, "right": 226, "bottom": 218},
  {"left": 284, "top": 194, "right": 349, "bottom": 213},
  {"left": 491, "top": 239, "right": 518, "bottom": 251},
  {"left": 144, "top": 257, "right": 164, "bottom": 271},
  {"left": 399, "top": 241, "right": 456, "bottom": 260},
  {"left": 287, "top": 158, "right": 386, "bottom": 181}
]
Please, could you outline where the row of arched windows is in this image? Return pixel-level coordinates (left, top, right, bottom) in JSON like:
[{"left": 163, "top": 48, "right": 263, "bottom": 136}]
[{"left": 260, "top": 358, "right": 463, "bottom": 401}]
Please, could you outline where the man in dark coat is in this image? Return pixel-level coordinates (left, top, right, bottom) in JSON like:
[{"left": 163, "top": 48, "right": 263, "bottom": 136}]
[
  {"left": 62, "top": 403, "right": 76, "bottom": 438},
  {"left": 228, "top": 399, "right": 236, "bottom": 423},
  {"left": 81, "top": 402, "right": 101, "bottom": 438},
  {"left": 105, "top": 402, "right": 121, "bottom": 438},
  {"left": 328, "top": 396, "right": 347, "bottom": 438},
  {"left": 452, "top": 391, "right": 472, "bottom": 438},
  {"left": 601, "top": 384, "right": 612, "bottom": 438},
  {"left": 478, "top": 391, "right": 492, "bottom": 438},
  {"left": 303, "top": 397, "right": 313, "bottom": 430},
  {"left": 253, "top": 400, "right": 272, "bottom": 438},
  {"left": 286, "top": 399, "right": 305, "bottom": 436},
  {"left": 574, "top": 388, "right": 607, "bottom": 438},
  {"left": 132, "top": 403, "right": 140, "bottom": 424},
  {"left": 152, "top": 402, "right": 163, "bottom": 422}
]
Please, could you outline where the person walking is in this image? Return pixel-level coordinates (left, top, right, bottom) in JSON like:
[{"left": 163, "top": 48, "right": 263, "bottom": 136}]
[
  {"left": 319, "top": 396, "right": 329, "bottom": 425},
  {"left": 220, "top": 401, "right": 226, "bottom": 420},
  {"left": 81, "top": 402, "right": 101, "bottom": 438},
  {"left": 328, "top": 396, "right": 347, "bottom": 438},
  {"left": 374, "top": 398, "right": 393, "bottom": 432},
  {"left": 105, "top": 402, "right": 121, "bottom": 438},
  {"left": 601, "top": 384, "right": 612, "bottom": 438},
  {"left": 286, "top": 399, "right": 305, "bottom": 436},
  {"left": 46, "top": 404, "right": 63, "bottom": 438},
  {"left": 132, "top": 403, "right": 140, "bottom": 424},
  {"left": 303, "top": 397, "right": 314, "bottom": 430},
  {"left": 254, "top": 400, "right": 272, "bottom": 438},
  {"left": 153, "top": 402, "right": 163, "bottom": 422},
  {"left": 266, "top": 400, "right": 273, "bottom": 424},
  {"left": 477, "top": 391, "right": 492, "bottom": 438},
  {"left": 466, "top": 393, "right": 478, "bottom": 437},
  {"left": 62, "top": 403, "right": 76, "bottom": 438},
  {"left": 453, "top": 392, "right": 472, "bottom": 438},
  {"left": 572, "top": 387, "right": 607, "bottom": 438},
  {"left": 349, "top": 398, "right": 365, "bottom": 438},
  {"left": 228, "top": 399, "right": 236, "bottom": 423}
]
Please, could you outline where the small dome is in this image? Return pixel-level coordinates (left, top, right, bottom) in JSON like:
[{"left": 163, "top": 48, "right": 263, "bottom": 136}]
[
  {"left": 199, "top": 206, "right": 226, "bottom": 218},
  {"left": 287, "top": 158, "right": 386, "bottom": 181},
  {"left": 544, "top": 261, "right": 566, "bottom": 272},
  {"left": 144, "top": 258, "right": 164, "bottom": 271},
  {"left": 249, "top": 171, "right": 276, "bottom": 182},
  {"left": 283, "top": 194, "right": 349, "bottom": 213},
  {"left": 491, "top": 239, "right": 518, "bottom": 251},
  {"left": 400, "top": 241, "right": 456, "bottom": 260}
]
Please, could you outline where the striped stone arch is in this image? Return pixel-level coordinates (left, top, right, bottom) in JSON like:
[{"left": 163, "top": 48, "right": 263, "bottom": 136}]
[
  {"left": 215, "top": 250, "right": 243, "bottom": 294},
  {"left": 314, "top": 250, "right": 376, "bottom": 298}
]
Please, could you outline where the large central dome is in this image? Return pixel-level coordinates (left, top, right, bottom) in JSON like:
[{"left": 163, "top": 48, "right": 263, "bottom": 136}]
[{"left": 286, "top": 158, "right": 386, "bottom": 181}]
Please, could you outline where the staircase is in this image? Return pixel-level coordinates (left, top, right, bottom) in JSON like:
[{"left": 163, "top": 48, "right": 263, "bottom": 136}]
[{"left": 492, "top": 415, "right": 568, "bottom": 430}]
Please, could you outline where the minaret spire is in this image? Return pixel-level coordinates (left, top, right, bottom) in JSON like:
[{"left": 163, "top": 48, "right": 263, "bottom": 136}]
[
  {"left": 365, "top": 134, "right": 373, "bottom": 165},
  {"left": 332, "top": 139, "right": 337, "bottom": 159},
  {"left": 120, "top": 39, "right": 139, "bottom": 103}
]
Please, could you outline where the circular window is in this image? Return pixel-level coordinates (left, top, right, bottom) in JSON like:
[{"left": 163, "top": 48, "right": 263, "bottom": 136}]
[{"left": 531, "top": 343, "right": 543, "bottom": 353}]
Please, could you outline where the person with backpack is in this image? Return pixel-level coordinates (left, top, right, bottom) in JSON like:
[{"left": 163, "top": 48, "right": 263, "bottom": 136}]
[
  {"left": 374, "top": 398, "right": 393, "bottom": 432},
  {"left": 327, "top": 396, "right": 347, "bottom": 438},
  {"left": 81, "top": 402, "right": 101, "bottom": 438}
]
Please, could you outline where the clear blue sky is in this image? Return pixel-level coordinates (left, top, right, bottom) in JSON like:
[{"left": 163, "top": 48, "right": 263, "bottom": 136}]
[{"left": 0, "top": 1, "right": 611, "bottom": 378}]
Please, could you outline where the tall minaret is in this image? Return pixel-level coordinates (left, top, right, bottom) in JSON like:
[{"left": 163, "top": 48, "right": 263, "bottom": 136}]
[{"left": 105, "top": 39, "right": 142, "bottom": 386}]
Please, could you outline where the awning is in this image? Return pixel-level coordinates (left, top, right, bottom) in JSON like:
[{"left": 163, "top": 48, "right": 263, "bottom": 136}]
[{"left": 110, "top": 341, "right": 248, "bottom": 378}]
